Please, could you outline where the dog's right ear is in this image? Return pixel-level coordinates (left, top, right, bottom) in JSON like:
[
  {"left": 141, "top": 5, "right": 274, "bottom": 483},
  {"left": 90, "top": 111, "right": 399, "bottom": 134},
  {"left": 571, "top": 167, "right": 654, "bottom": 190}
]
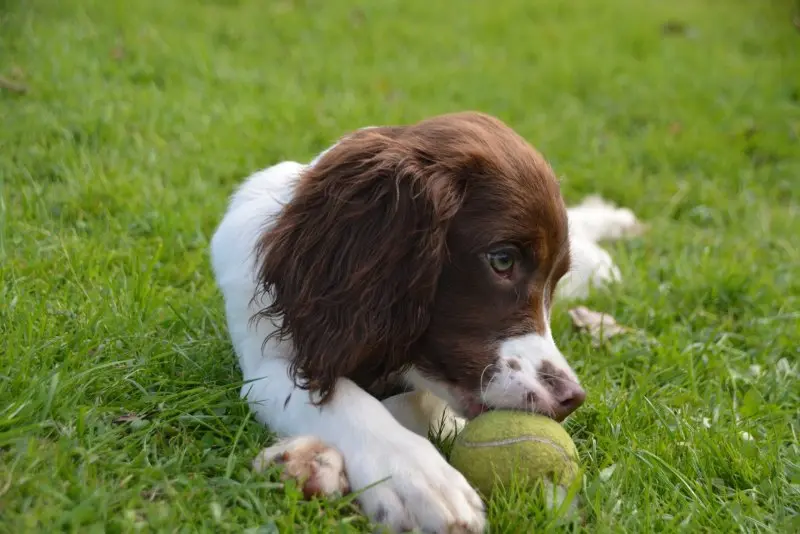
[{"left": 253, "top": 128, "right": 465, "bottom": 403}]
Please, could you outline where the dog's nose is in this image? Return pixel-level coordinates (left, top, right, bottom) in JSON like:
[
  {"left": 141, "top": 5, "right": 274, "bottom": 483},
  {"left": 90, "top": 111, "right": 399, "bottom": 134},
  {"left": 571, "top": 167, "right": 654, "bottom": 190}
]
[{"left": 553, "top": 382, "right": 586, "bottom": 422}]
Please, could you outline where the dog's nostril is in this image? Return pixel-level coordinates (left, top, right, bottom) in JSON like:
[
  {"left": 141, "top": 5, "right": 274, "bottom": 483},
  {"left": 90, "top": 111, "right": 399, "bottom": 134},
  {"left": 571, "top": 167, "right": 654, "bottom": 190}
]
[
  {"left": 555, "top": 385, "right": 586, "bottom": 420},
  {"left": 562, "top": 387, "right": 586, "bottom": 407}
]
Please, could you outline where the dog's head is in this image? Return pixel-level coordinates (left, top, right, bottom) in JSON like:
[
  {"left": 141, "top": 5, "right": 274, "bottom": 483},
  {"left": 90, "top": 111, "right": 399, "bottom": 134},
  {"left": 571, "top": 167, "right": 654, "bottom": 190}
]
[{"left": 255, "top": 111, "right": 584, "bottom": 421}]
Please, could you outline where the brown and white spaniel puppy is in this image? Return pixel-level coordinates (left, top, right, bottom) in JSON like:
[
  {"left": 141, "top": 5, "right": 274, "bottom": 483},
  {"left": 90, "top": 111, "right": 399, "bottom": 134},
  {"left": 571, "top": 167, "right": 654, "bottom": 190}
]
[{"left": 210, "top": 112, "right": 640, "bottom": 533}]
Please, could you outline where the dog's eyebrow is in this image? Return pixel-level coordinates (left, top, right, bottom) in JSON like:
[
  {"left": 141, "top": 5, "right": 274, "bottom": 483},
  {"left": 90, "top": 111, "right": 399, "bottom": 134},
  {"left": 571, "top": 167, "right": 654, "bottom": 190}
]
[
  {"left": 545, "top": 233, "right": 572, "bottom": 281},
  {"left": 557, "top": 233, "right": 570, "bottom": 254}
]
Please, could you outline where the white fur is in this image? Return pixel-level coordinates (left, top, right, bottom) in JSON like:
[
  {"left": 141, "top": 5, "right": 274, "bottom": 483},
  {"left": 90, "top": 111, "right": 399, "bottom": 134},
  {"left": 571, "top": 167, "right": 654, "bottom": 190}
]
[
  {"left": 489, "top": 329, "right": 577, "bottom": 410},
  {"left": 381, "top": 390, "right": 465, "bottom": 439},
  {"left": 557, "top": 195, "right": 644, "bottom": 300},
  {"left": 210, "top": 144, "right": 641, "bottom": 533},
  {"left": 211, "top": 159, "right": 484, "bottom": 533}
]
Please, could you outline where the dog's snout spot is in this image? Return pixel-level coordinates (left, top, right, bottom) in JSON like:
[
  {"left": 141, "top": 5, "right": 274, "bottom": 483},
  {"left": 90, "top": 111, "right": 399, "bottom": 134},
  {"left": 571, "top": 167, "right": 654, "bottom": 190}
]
[
  {"left": 374, "top": 505, "right": 388, "bottom": 523},
  {"left": 538, "top": 361, "right": 570, "bottom": 391},
  {"left": 526, "top": 391, "right": 537, "bottom": 404},
  {"left": 506, "top": 358, "right": 521, "bottom": 371}
]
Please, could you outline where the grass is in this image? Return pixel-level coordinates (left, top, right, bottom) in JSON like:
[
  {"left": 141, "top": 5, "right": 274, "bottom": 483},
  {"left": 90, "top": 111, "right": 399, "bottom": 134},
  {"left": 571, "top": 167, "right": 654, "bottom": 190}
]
[{"left": 1, "top": 0, "right": 798, "bottom": 531}]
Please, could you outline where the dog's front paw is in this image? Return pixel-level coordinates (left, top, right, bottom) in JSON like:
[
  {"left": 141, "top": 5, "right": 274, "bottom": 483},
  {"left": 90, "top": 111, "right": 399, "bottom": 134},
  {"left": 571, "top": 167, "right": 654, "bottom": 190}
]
[
  {"left": 348, "top": 431, "right": 486, "bottom": 533},
  {"left": 252, "top": 436, "right": 350, "bottom": 499}
]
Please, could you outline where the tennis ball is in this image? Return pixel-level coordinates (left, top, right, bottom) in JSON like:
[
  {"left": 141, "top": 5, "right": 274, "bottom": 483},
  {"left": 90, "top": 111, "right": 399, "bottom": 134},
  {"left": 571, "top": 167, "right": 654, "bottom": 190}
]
[{"left": 449, "top": 410, "right": 579, "bottom": 497}]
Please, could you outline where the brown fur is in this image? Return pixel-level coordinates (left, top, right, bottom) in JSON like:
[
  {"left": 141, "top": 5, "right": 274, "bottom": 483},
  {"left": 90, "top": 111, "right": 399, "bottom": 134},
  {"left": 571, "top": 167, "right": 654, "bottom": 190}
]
[{"left": 254, "top": 111, "right": 570, "bottom": 403}]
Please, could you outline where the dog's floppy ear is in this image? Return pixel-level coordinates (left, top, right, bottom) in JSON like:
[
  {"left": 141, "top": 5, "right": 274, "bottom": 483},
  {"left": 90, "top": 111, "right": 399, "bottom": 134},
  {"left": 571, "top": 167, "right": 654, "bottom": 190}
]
[{"left": 254, "top": 128, "right": 465, "bottom": 403}]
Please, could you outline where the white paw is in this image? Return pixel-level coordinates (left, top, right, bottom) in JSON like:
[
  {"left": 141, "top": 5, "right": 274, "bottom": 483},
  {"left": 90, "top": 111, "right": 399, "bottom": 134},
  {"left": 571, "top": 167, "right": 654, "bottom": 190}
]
[
  {"left": 349, "top": 431, "right": 486, "bottom": 533},
  {"left": 252, "top": 436, "right": 350, "bottom": 499},
  {"left": 568, "top": 195, "right": 646, "bottom": 243},
  {"left": 557, "top": 236, "right": 621, "bottom": 301}
]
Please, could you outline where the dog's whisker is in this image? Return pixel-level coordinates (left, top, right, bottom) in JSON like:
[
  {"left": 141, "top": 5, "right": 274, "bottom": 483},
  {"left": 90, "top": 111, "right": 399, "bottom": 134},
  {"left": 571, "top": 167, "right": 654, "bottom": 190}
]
[{"left": 478, "top": 364, "right": 495, "bottom": 396}]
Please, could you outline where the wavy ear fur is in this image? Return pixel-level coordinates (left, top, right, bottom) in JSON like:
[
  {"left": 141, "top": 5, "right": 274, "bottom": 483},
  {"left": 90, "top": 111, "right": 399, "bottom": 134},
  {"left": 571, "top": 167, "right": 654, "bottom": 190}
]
[{"left": 254, "top": 128, "right": 465, "bottom": 403}]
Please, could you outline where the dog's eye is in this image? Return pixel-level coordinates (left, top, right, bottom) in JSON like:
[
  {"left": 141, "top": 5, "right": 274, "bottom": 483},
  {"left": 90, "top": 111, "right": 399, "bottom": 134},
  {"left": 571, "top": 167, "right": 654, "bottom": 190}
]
[{"left": 487, "top": 249, "right": 516, "bottom": 275}]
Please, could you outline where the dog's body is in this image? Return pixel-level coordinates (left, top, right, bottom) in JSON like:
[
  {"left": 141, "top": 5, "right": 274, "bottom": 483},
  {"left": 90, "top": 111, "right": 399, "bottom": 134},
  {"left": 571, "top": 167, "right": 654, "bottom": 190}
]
[{"left": 211, "top": 112, "right": 640, "bottom": 533}]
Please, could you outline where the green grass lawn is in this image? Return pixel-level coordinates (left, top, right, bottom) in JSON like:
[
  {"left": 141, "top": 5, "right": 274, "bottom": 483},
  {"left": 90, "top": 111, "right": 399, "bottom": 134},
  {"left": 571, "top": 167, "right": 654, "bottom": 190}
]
[{"left": 1, "top": 0, "right": 798, "bottom": 531}]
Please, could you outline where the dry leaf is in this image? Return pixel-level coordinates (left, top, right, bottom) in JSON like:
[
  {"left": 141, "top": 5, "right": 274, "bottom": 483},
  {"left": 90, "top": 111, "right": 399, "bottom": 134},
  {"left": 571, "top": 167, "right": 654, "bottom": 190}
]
[
  {"left": 0, "top": 76, "right": 27, "bottom": 94},
  {"left": 569, "top": 306, "right": 631, "bottom": 346}
]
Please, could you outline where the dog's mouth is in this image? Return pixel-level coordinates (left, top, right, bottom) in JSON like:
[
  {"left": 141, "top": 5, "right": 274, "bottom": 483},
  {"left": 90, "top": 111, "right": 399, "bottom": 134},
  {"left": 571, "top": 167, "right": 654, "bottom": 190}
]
[
  {"left": 464, "top": 399, "right": 489, "bottom": 420},
  {"left": 454, "top": 390, "right": 490, "bottom": 420},
  {"left": 456, "top": 389, "right": 565, "bottom": 422}
]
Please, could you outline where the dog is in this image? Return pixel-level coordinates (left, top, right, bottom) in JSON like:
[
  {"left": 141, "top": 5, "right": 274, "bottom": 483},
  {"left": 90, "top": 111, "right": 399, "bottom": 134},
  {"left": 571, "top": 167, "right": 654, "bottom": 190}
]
[{"left": 210, "top": 111, "right": 640, "bottom": 532}]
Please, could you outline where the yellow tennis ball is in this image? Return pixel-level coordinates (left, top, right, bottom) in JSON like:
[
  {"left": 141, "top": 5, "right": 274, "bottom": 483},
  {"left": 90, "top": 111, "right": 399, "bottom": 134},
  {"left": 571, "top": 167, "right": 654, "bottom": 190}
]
[{"left": 449, "top": 410, "right": 580, "bottom": 498}]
